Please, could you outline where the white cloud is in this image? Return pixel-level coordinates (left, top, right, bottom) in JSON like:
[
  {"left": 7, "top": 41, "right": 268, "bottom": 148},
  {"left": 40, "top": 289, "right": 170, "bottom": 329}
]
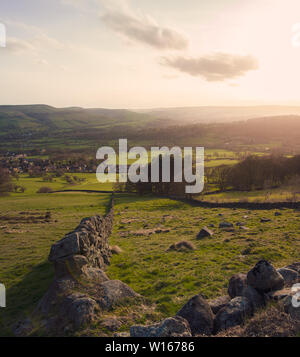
[
  {"left": 161, "top": 53, "right": 259, "bottom": 81},
  {"left": 99, "top": 1, "right": 188, "bottom": 50}
]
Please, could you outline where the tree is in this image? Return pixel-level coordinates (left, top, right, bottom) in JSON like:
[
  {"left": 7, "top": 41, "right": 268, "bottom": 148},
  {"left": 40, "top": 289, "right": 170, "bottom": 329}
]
[{"left": 0, "top": 167, "right": 12, "bottom": 195}]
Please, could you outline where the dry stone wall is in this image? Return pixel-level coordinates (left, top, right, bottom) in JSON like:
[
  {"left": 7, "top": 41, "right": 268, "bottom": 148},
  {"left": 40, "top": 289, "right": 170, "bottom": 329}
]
[{"left": 13, "top": 197, "right": 140, "bottom": 336}]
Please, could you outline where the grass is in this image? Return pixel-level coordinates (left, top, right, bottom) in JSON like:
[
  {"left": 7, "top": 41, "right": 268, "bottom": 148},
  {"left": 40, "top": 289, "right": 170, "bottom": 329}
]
[
  {"left": 1, "top": 176, "right": 300, "bottom": 336},
  {"left": 198, "top": 187, "right": 300, "bottom": 203},
  {"left": 12, "top": 173, "right": 114, "bottom": 195},
  {"left": 0, "top": 191, "right": 111, "bottom": 335},
  {"left": 107, "top": 194, "right": 300, "bottom": 316}
]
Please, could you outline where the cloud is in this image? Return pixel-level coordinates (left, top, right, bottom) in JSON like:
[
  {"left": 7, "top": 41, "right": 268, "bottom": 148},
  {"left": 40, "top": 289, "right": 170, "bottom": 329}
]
[
  {"left": 161, "top": 53, "right": 259, "bottom": 81},
  {"left": 100, "top": 5, "right": 188, "bottom": 50},
  {"left": 4, "top": 37, "right": 35, "bottom": 53},
  {"left": 62, "top": 0, "right": 188, "bottom": 50}
]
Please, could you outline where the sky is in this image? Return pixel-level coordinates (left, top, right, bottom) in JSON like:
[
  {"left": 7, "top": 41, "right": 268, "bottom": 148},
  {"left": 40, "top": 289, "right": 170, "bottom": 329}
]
[{"left": 0, "top": 0, "right": 300, "bottom": 108}]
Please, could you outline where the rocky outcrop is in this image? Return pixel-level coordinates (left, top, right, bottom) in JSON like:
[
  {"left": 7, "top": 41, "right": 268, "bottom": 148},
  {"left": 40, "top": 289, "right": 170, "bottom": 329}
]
[{"left": 170, "top": 260, "right": 298, "bottom": 335}]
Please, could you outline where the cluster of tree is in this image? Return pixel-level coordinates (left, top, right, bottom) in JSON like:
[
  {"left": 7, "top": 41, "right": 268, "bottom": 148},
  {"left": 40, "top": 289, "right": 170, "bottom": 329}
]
[
  {"left": 209, "top": 155, "right": 300, "bottom": 191},
  {"left": 64, "top": 175, "right": 86, "bottom": 185},
  {"left": 114, "top": 156, "right": 195, "bottom": 198}
]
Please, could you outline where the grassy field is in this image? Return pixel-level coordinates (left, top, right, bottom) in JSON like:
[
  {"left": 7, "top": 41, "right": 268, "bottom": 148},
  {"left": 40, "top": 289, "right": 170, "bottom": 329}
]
[
  {"left": 108, "top": 194, "right": 300, "bottom": 316},
  {"left": 198, "top": 188, "right": 300, "bottom": 203},
  {"left": 1, "top": 173, "right": 300, "bottom": 336},
  {"left": 0, "top": 192, "right": 111, "bottom": 335},
  {"left": 12, "top": 173, "right": 114, "bottom": 195}
]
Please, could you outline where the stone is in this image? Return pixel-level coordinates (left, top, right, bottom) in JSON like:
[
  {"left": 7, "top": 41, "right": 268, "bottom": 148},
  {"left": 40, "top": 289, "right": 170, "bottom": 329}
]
[
  {"left": 267, "top": 288, "right": 294, "bottom": 301},
  {"left": 247, "top": 260, "right": 284, "bottom": 293},
  {"left": 214, "top": 296, "right": 253, "bottom": 332},
  {"left": 242, "top": 285, "right": 265, "bottom": 311},
  {"left": 240, "top": 226, "right": 249, "bottom": 231},
  {"left": 97, "top": 280, "right": 140, "bottom": 309},
  {"left": 176, "top": 294, "right": 214, "bottom": 335},
  {"left": 228, "top": 273, "right": 247, "bottom": 298},
  {"left": 110, "top": 245, "right": 123, "bottom": 255},
  {"left": 260, "top": 218, "right": 271, "bottom": 223},
  {"left": 101, "top": 318, "right": 122, "bottom": 332},
  {"left": 167, "top": 241, "right": 196, "bottom": 251},
  {"left": 83, "top": 267, "right": 110, "bottom": 283},
  {"left": 285, "top": 262, "right": 300, "bottom": 274},
  {"left": 61, "top": 293, "right": 97, "bottom": 329},
  {"left": 277, "top": 268, "right": 299, "bottom": 286},
  {"left": 49, "top": 232, "right": 80, "bottom": 262},
  {"left": 54, "top": 255, "right": 88, "bottom": 278},
  {"left": 219, "top": 222, "right": 233, "bottom": 228},
  {"left": 209, "top": 295, "right": 231, "bottom": 314},
  {"left": 197, "top": 227, "right": 214, "bottom": 239},
  {"left": 130, "top": 316, "right": 191, "bottom": 337},
  {"left": 36, "top": 277, "right": 77, "bottom": 316}
]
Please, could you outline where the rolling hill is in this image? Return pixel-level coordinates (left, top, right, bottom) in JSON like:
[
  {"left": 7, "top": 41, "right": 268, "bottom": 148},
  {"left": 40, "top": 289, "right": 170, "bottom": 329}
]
[
  {"left": 136, "top": 105, "right": 300, "bottom": 124},
  {"left": 0, "top": 105, "right": 153, "bottom": 133}
]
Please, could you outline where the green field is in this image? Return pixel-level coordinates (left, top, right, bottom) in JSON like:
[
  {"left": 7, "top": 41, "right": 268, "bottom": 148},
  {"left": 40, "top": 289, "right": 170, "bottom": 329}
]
[
  {"left": 1, "top": 182, "right": 300, "bottom": 336},
  {"left": 0, "top": 191, "right": 111, "bottom": 335},
  {"left": 11, "top": 173, "right": 114, "bottom": 195}
]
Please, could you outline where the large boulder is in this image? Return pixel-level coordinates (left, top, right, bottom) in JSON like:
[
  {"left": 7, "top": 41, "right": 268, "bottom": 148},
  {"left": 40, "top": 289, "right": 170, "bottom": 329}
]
[
  {"left": 197, "top": 227, "right": 214, "bottom": 239},
  {"left": 242, "top": 285, "right": 266, "bottom": 311},
  {"left": 97, "top": 280, "right": 140, "bottom": 309},
  {"left": 209, "top": 295, "right": 231, "bottom": 315},
  {"left": 228, "top": 273, "right": 247, "bottom": 298},
  {"left": 247, "top": 260, "right": 284, "bottom": 293},
  {"left": 130, "top": 316, "right": 192, "bottom": 337},
  {"left": 176, "top": 294, "right": 214, "bottom": 336},
  {"left": 214, "top": 296, "right": 253, "bottom": 333},
  {"left": 277, "top": 268, "right": 299, "bottom": 286}
]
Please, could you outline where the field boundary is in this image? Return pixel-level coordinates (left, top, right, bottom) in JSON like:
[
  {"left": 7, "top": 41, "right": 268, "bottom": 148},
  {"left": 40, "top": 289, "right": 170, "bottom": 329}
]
[
  {"left": 50, "top": 189, "right": 300, "bottom": 210},
  {"left": 172, "top": 197, "right": 300, "bottom": 210}
]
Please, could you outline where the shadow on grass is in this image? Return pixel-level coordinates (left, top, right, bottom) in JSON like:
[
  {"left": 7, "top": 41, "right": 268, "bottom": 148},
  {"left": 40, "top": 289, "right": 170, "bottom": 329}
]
[{"left": 0, "top": 261, "right": 54, "bottom": 336}]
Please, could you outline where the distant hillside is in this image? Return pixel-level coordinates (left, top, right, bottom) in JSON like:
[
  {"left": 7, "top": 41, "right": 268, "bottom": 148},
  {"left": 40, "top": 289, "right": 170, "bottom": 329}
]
[
  {"left": 137, "top": 106, "right": 300, "bottom": 123},
  {"left": 0, "top": 105, "right": 152, "bottom": 133}
]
